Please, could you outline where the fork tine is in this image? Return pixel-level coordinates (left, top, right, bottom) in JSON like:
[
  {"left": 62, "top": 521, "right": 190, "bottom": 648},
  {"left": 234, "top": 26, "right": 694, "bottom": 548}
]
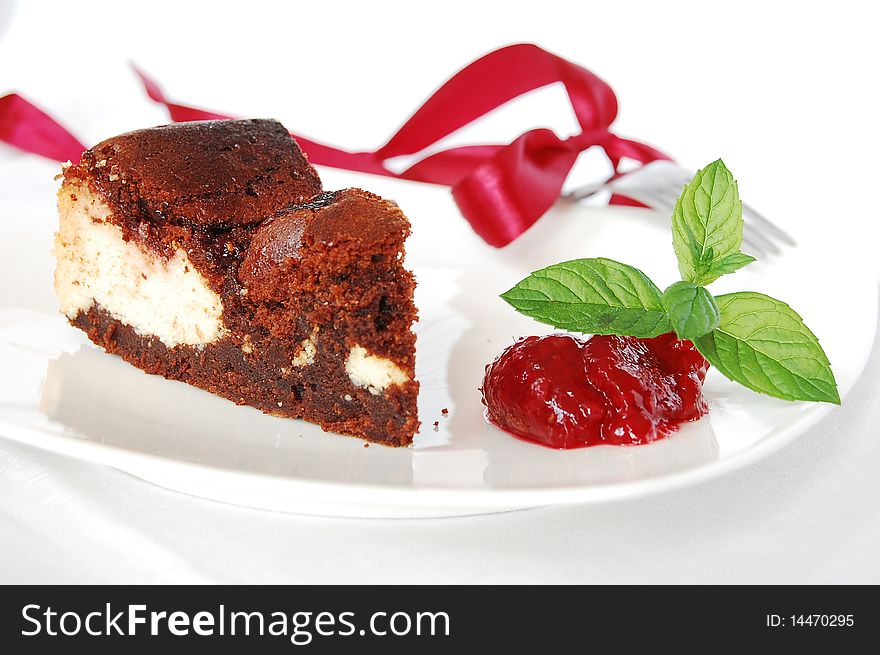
[
  {"left": 650, "top": 185, "right": 784, "bottom": 256},
  {"left": 656, "top": 164, "right": 797, "bottom": 247},
  {"left": 645, "top": 185, "right": 684, "bottom": 213},
  {"left": 564, "top": 181, "right": 605, "bottom": 202},
  {"left": 740, "top": 233, "right": 769, "bottom": 259},
  {"left": 742, "top": 203, "right": 797, "bottom": 246},
  {"left": 629, "top": 187, "right": 675, "bottom": 212},
  {"left": 740, "top": 222, "right": 782, "bottom": 256},
  {"left": 569, "top": 165, "right": 796, "bottom": 258},
  {"left": 641, "top": 186, "right": 773, "bottom": 258}
]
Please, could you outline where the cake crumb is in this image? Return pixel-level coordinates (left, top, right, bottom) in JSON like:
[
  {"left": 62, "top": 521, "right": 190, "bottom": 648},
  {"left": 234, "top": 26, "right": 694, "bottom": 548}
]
[
  {"left": 441, "top": 407, "right": 449, "bottom": 416},
  {"left": 292, "top": 327, "right": 319, "bottom": 367},
  {"left": 432, "top": 421, "right": 439, "bottom": 431},
  {"left": 363, "top": 443, "right": 369, "bottom": 448}
]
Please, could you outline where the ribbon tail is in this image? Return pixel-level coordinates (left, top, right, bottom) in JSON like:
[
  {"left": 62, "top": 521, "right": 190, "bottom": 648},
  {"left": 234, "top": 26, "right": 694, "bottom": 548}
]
[
  {"left": 0, "top": 93, "right": 85, "bottom": 162},
  {"left": 131, "top": 65, "right": 232, "bottom": 122},
  {"left": 132, "top": 64, "right": 401, "bottom": 177},
  {"left": 608, "top": 194, "right": 649, "bottom": 208}
]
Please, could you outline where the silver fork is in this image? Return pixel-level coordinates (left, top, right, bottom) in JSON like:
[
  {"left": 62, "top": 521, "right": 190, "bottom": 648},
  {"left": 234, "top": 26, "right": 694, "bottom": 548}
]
[{"left": 564, "top": 161, "right": 796, "bottom": 258}]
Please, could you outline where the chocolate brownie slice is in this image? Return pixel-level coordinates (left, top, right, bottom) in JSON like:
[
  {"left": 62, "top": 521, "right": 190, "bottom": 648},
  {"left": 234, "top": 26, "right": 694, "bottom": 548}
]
[{"left": 54, "top": 119, "right": 419, "bottom": 445}]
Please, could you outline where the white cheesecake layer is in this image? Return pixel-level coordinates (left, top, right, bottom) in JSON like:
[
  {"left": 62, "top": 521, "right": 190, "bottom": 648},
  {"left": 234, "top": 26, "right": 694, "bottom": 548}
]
[
  {"left": 54, "top": 182, "right": 228, "bottom": 348},
  {"left": 346, "top": 345, "right": 409, "bottom": 395}
]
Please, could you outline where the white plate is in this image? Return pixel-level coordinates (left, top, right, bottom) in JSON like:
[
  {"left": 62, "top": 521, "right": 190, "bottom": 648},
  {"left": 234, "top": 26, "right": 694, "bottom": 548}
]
[{"left": 0, "top": 183, "right": 876, "bottom": 518}]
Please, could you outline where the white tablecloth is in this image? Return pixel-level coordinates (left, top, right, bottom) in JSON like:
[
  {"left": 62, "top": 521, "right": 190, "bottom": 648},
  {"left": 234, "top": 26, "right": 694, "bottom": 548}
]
[{"left": 2, "top": 0, "right": 879, "bottom": 584}]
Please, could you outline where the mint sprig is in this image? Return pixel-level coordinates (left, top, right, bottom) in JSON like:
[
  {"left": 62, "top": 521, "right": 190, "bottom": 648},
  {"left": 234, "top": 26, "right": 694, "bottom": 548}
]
[{"left": 501, "top": 160, "right": 839, "bottom": 404}]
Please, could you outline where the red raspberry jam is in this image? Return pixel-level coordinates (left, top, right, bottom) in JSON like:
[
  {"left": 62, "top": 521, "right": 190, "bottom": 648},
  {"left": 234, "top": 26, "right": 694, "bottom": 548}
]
[{"left": 481, "top": 333, "right": 709, "bottom": 449}]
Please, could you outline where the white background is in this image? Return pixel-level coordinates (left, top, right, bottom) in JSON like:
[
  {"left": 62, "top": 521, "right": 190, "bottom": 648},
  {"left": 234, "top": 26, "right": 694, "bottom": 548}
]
[{"left": 1, "top": 0, "right": 879, "bottom": 582}]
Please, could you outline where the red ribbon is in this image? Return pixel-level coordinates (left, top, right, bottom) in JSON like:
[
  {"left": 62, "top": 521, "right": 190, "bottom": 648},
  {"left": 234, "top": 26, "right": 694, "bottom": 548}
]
[
  {"left": 1, "top": 43, "right": 669, "bottom": 247},
  {"left": 0, "top": 93, "right": 84, "bottom": 162}
]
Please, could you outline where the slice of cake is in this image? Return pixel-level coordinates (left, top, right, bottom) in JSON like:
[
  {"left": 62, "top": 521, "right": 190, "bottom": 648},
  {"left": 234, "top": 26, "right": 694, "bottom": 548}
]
[{"left": 54, "top": 119, "right": 419, "bottom": 445}]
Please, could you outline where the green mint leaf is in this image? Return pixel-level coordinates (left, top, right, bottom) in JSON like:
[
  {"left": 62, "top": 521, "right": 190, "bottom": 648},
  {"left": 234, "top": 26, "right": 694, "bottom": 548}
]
[
  {"left": 501, "top": 257, "right": 672, "bottom": 338},
  {"left": 695, "top": 291, "right": 840, "bottom": 404},
  {"left": 662, "top": 281, "right": 720, "bottom": 340},
  {"left": 705, "top": 252, "right": 756, "bottom": 280},
  {"left": 672, "top": 159, "right": 745, "bottom": 285}
]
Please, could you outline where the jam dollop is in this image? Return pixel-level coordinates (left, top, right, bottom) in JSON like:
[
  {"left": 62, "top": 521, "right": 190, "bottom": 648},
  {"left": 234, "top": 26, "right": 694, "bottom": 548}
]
[{"left": 481, "top": 333, "right": 709, "bottom": 449}]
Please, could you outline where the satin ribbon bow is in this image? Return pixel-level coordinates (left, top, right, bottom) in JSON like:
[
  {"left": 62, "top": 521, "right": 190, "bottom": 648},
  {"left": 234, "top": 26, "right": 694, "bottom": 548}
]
[{"left": 0, "top": 43, "right": 669, "bottom": 247}]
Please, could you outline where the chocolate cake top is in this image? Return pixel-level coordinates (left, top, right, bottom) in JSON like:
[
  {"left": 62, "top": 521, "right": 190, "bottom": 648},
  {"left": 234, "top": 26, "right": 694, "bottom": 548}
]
[
  {"left": 66, "top": 119, "right": 322, "bottom": 227},
  {"left": 238, "top": 188, "right": 410, "bottom": 292}
]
